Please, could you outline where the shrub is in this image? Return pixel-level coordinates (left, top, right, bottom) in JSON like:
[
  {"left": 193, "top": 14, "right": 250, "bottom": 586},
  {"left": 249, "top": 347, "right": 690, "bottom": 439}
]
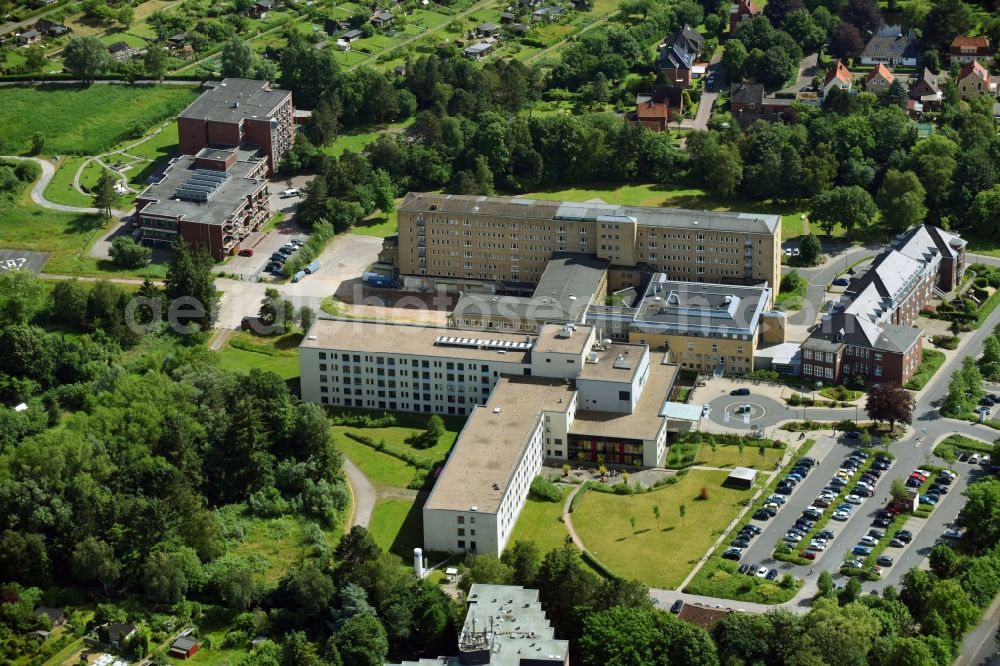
[
  {"left": 109, "top": 236, "right": 152, "bottom": 268},
  {"left": 529, "top": 476, "right": 563, "bottom": 502},
  {"left": 930, "top": 334, "right": 960, "bottom": 350},
  {"left": 699, "top": 486, "right": 709, "bottom": 500}
]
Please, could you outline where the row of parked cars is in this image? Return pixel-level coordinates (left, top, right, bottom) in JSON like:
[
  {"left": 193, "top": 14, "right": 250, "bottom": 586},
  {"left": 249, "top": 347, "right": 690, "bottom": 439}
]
[{"left": 264, "top": 238, "right": 305, "bottom": 276}]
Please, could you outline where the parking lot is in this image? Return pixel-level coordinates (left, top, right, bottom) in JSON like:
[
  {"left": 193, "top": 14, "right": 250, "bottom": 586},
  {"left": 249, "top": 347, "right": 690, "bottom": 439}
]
[
  {"left": 0, "top": 249, "right": 49, "bottom": 274},
  {"left": 729, "top": 431, "right": 974, "bottom": 589}
]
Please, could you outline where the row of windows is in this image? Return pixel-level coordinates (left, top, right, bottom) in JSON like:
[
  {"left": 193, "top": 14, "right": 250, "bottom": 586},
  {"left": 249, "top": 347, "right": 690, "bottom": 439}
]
[
  {"left": 802, "top": 364, "right": 835, "bottom": 379},
  {"left": 319, "top": 395, "right": 475, "bottom": 414}
]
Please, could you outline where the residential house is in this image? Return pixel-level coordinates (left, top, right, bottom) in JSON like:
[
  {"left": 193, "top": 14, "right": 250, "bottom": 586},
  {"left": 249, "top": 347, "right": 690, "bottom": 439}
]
[
  {"left": 107, "top": 41, "right": 142, "bottom": 61},
  {"left": 34, "top": 607, "right": 66, "bottom": 628},
  {"left": 956, "top": 60, "right": 993, "bottom": 99},
  {"left": 474, "top": 22, "right": 498, "bottom": 37},
  {"left": 531, "top": 6, "right": 563, "bottom": 21},
  {"left": 35, "top": 18, "right": 68, "bottom": 36},
  {"left": 166, "top": 32, "right": 190, "bottom": 49},
  {"left": 169, "top": 637, "right": 200, "bottom": 660},
  {"left": 371, "top": 9, "right": 393, "bottom": 27},
  {"left": 510, "top": 22, "right": 529, "bottom": 34},
  {"left": 821, "top": 60, "right": 853, "bottom": 97},
  {"left": 654, "top": 25, "right": 703, "bottom": 88},
  {"left": 949, "top": 36, "right": 991, "bottom": 65},
  {"left": 323, "top": 18, "right": 349, "bottom": 34},
  {"left": 499, "top": 10, "right": 516, "bottom": 22},
  {"left": 342, "top": 28, "right": 363, "bottom": 42},
  {"left": 729, "top": 81, "right": 764, "bottom": 113},
  {"left": 87, "top": 623, "right": 138, "bottom": 652},
  {"left": 248, "top": 0, "right": 274, "bottom": 17},
  {"left": 728, "top": 0, "right": 760, "bottom": 33},
  {"left": 625, "top": 86, "right": 683, "bottom": 131},
  {"left": 859, "top": 28, "right": 918, "bottom": 66},
  {"left": 909, "top": 67, "right": 942, "bottom": 110},
  {"left": 16, "top": 30, "right": 40, "bottom": 46},
  {"left": 463, "top": 41, "right": 493, "bottom": 59},
  {"left": 864, "top": 63, "right": 894, "bottom": 94},
  {"left": 392, "top": 63, "right": 406, "bottom": 76}
]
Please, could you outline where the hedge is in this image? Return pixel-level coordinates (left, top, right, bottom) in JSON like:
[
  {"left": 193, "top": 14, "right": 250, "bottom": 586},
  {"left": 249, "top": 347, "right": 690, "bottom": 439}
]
[{"left": 342, "top": 431, "right": 434, "bottom": 470}]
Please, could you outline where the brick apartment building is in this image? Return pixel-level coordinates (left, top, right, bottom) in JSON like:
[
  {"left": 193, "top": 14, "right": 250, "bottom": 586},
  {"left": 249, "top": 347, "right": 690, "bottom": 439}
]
[
  {"left": 177, "top": 78, "right": 294, "bottom": 177},
  {"left": 393, "top": 193, "right": 782, "bottom": 295},
  {"left": 134, "top": 78, "right": 294, "bottom": 259},
  {"left": 800, "top": 225, "right": 965, "bottom": 386}
]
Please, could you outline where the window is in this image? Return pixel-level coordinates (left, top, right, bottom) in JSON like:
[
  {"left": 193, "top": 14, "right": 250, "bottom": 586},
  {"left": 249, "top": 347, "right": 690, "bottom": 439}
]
[
  {"left": 803, "top": 364, "right": 813, "bottom": 375},
  {"left": 874, "top": 353, "right": 882, "bottom": 361},
  {"left": 618, "top": 390, "right": 631, "bottom": 401},
  {"left": 457, "top": 516, "right": 464, "bottom": 524},
  {"left": 825, "top": 353, "right": 835, "bottom": 363},
  {"left": 711, "top": 344, "right": 718, "bottom": 353},
  {"left": 803, "top": 350, "right": 812, "bottom": 360},
  {"left": 825, "top": 367, "right": 833, "bottom": 379},
  {"left": 874, "top": 367, "right": 883, "bottom": 377},
  {"left": 457, "top": 528, "right": 465, "bottom": 536},
  {"left": 458, "top": 540, "right": 466, "bottom": 549}
]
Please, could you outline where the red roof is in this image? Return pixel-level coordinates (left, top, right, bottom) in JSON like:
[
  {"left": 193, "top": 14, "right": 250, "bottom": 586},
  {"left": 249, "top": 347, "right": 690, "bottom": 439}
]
[
  {"left": 732, "top": 0, "right": 760, "bottom": 16},
  {"left": 824, "top": 60, "right": 852, "bottom": 86},
  {"left": 865, "top": 63, "right": 894, "bottom": 85},
  {"left": 950, "top": 36, "right": 990, "bottom": 53},
  {"left": 958, "top": 60, "right": 989, "bottom": 81}
]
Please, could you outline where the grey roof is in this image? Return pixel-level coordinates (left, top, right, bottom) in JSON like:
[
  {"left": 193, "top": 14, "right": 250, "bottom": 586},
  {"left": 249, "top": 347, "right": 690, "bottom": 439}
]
[
  {"left": 804, "top": 312, "right": 921, "bottom": 354},
  {"left": 372, "top": 9, "right": 392, "bottom": 20},
  {"left": 665, "top": 24, "right": 704, "bottom": 54},
  {"left": 137, "top": 154, "right": 266, "bottom": 225},
  {"left": 388, "top": 584, "right": 568, "bottom": 666},
  {"left": 728, "top": 467, "right": 757, "bottom": 481},
  {"left": 196, "top": 146, "right": 237, "bottom": 161},
  {"left": 35, "top": 607, "right": 63, "bottom": 623},
  {"left": 463, "top": 42, "right": 493, "bottom": 55},
  {"left": 656, "top": 41, "right": 695, "bottom": 71},
  {"left": 172, "top": 637, "right": 198, "bottom": 651},
  {"left": 861, "top": 33, "right": 918, "bottom": 60},
  {"left": 399, "top": 193, "right": 780, "bottom": 234},
  {"left": 178, "top": 78, "right": 291, "bottom": 124},
  {"left": 476, "top": 22, "right": 497, "bottom": 31},
  {"left": 636, "top": 85, "right": 683, "bottom": 107},
  {"left": 451, "top": 253, "right": 607, "bottom": 323},
  {"left": 626, "top": 275, "right": 772, "bottom": 336},
  {"left": 730, "top": 82, "right": 764, "bottom": 105},
  {"left": 344, "top": 29, "right": 363, "bottom": 38},
  {"left": 19, "top": 29, "right": 39, "bottom": 38}
]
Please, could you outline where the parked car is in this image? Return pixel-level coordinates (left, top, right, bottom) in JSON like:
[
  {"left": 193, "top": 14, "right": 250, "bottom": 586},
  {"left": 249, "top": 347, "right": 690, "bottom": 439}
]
[
  {"left": 280, "top": 188, "right": 300, "bottom": 198},
  {"left": 670, "top": 599, "right": 684, "bottom": 613},
  {"left": 767, "top": 495, "right": 787, "bottom": 505},
  {"left": 943, "top": 529, "right": 963, "bottom": 539},
  {"left": 958, "top": 451, "right": 971, "bottom": 462},
  {"left": 753, "top": 509, "right": 774, "bottom": 520},
  {"left": 755, "top": 566, "right": 769, "bottom": 578},
  {"left": 731, "top": 538, "right": 751, "bottom": 548},
  {"left": 853, "top": 545, "right": 873, "bottom": 556},
  {"left": 845, "top": 431, "right": 862, "bottom": 439},
  {"left": 766, "top": 568, "right": 779, "bottom": 580},
  {"left": 722, "top": 548, "right": 742, "bottom": 560},
  {"left": 741, "top": 524, "right": 762, "bottom": 536},
  {"left": 832, "top": 511, "right": 851, "bottom": 521},
  {"left": 702, "top": 404, "right": 712, "bottom": 418},
  {"left": 860, "top": 535, "right": 878, "bottom": 547},
  {"left": 868, "top": 529, "right": 885, "bottom": 539},
  {"left": 730, "top": 388, "right": 750, "bottom": 396},
  {"left": 801, "top": 551, "right": 817, "bottom": 560},
  {"left": 816, "top": 530, "right": 836, "bottom": 540},
  {"left": 889, "top": 538, "right": 905, "bottom": 547},
  {"left": 238, "top": 248, "right": 254, "bottom": 257},
  {"left": 920, "top": 494, "right": 938, "bottom": 505},
  {"left": 872, "top": 517, "right": 892, "bottom": 528},
  {"left": 738, "top": 564, "right": 751, "bottom": 574},
  {"left": 970, "top": 453, "right": 982, "bottom": 464},
  {"left": 896, "top": 530, "right": 913, "bottom": 543},
  {"left": 846, "top": 494, "right": 864, "bottom": 505},
  {"left": 832, "top": 277, "right": 850, "bottom": 286}
]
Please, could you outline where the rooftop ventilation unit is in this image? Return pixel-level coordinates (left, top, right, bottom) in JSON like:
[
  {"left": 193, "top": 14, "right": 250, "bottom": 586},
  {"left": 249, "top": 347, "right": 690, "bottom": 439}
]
[{"left": 435, "top": 336, "right": 532, "bottom": 351}]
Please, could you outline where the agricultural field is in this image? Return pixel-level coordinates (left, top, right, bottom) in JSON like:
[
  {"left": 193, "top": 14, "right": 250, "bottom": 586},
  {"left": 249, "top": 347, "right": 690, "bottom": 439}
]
[
  {"left": 572, "top": 469, "right": 756, "bottom": 589},
  {"left": 3, "top": 84, "right": 200, "bottom": 156}
]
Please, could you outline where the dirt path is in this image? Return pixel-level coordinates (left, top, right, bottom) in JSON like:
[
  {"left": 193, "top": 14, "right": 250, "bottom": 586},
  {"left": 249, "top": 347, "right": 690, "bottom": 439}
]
[{"left": 1, "top": 155, "right": 128, "bottom": 217}]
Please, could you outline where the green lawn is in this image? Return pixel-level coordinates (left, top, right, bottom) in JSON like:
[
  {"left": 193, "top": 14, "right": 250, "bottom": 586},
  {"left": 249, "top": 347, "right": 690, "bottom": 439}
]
[
  {"left": 522, "top": 183, "right": 809, "bottom": 239},
  {"left": 4, "top": 84, "right": 200, "bottom": 155},
  {"left": 351, "top": 209, "right": 398, "bottom": 237},
  {"left": 903, "top": 349, "right": 946, "bottom": 391},
  {"left": 572, "top": 469, "right": 756, "bottom": 589},
  {"left": 44, "top": 156, "right": 92, "bottom": 207},
  {"left": 334, "top": 434, "right": 419, "bottom": 489},
  {"left": 508, "top": 492, "right": 570, "bottom": 556},
  {"left": 370, "top": 498, "right": 424, "bottom": 558},
  {"left": 225, "top": 515, "right": 318, "bottom": 586},
  {"left": 330, "top": 423, "right": 457, "bottom": 468},
  {"left": 216, "top": 330, "right": 301, "bottom": 380}
]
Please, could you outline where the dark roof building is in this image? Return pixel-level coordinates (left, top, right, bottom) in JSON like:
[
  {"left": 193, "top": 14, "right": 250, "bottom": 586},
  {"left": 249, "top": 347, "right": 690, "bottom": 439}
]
[
  {"left": 664, "top": 23, "right": 703, "bottom": 55},
  {"left": 859, "top": 31, "right": 919, "bottom": 66},
  {"left": 177, "top": 78, "right": 293, "bottom": 176},
  {"left": 626, "top": 85, "right": 684, "bottom": 131},
  {"left": 729, "top": 82, "right": 764, "bottom": 113}
]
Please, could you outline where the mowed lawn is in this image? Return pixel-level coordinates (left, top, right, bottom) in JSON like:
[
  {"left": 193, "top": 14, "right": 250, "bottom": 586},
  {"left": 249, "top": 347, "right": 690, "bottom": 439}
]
[
  {"left": 692, "top": 442, "right": 784, "bottom": 469},
  {"left": 370, "top": 498, "right": 424, "bottom": 558},
  {"left": 523, "top": 183, "right": 809, "bottom": 240},
  {"left": 334, "top": 434, "right": 419, "bottom": 489},
  {"left": 572, "top": 470, "right": 755, "bottom": 589},
  {"left": 3, "top": 83, "right": 199, "bottom": 155},
  {"left": 509, "top": 493, "right": 570, "bottom": 556}
]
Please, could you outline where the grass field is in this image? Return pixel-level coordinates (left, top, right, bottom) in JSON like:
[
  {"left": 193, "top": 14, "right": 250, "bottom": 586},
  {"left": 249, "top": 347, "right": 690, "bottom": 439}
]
[
  {"left": 225, "top": 514, "right": 335, "bottom": 586},
  {"left": 0, "top": 195, "right": 170, "bottom": 277},
  {"left": 370, "top": 498, "right": 424, "bottom": 558},
  {"left": 522, "top": 183, "right": 809, "bottom": 240},
  {"left": 216, "top": 330, "right": 301, "bottom": 380},
  {"left": 508, "top": 492, "right": 570, "bottom": 556},
  {"left": 331, "top": 423, "right": 457, "bottom": 466},
  {"left": 44, "top": 156, "right": 92, "bottom": 207},
  {"left": 572, "top": 469, "right": 755, "bottom": 589},
  {"left": 335, "top": 434, "right": 419, "bottom": 488},
  {"left": 351, "top": 209, "right": 398, "bottom": 237},
  {"left": 5, "top": 84, "right": 199, "bottom": 156}
]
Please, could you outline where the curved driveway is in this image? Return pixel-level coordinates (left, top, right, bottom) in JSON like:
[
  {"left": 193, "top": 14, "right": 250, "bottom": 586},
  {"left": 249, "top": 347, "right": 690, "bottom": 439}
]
[{"left": 2, "top": 155, "right": 128, "bottom": 217}]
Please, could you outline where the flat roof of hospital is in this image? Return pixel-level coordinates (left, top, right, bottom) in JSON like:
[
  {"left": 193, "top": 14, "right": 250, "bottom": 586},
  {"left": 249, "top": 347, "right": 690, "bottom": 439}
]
[
  {"left": 400, "top": 193, "right": 780, "bottom": 234},
  {"left": 571, "top": 358, "right": 676, "bottom": 440},
  {"left": 179, "top": 78, "right": 291, "bottom": 123},
  {"left": 424, "top": 378, "right": 573, "bottom": 513}
]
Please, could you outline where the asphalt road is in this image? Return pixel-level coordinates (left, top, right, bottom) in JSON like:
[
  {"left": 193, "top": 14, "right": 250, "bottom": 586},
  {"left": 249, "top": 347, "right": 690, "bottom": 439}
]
[{"left": 0, "top": 249, "right": 48, "bottom": 274}]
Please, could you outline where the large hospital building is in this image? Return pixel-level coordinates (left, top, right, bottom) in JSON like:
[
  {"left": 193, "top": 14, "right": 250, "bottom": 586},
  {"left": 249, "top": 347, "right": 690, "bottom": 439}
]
[{"left": 392, "top": 193, "right": 782, "bottom": 293}]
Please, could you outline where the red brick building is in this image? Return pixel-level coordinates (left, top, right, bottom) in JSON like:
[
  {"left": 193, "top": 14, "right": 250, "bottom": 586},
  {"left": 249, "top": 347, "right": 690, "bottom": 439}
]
[
  {"left": 949, "top": 36, "right": 992, "bottom": 65},
  {"left": 800, "top": 225, "right": 965, "bottom": 386},
  {"left": 728, "top": 0, "right": 760, "bottom": 33},
  {"left": 177, "top": 78, "right": 294, "bottom": 177},
  {"left": 625, "top": 86, "right": 683, "bottom": 131}
]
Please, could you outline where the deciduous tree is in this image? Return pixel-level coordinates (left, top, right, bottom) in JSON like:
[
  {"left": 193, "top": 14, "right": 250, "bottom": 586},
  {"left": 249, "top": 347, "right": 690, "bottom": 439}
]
[
  {"left": 865, "top": 383, "right": 914, "bottom": 431},
  {"left": 63, "top": 35, "right": 111, "bottom": 82},
  {"left": 876, "top": 170, "right": 927, "bottom": 233},
  {"left": 809, "top": 186, "right": 877, "bottom": 234}
]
